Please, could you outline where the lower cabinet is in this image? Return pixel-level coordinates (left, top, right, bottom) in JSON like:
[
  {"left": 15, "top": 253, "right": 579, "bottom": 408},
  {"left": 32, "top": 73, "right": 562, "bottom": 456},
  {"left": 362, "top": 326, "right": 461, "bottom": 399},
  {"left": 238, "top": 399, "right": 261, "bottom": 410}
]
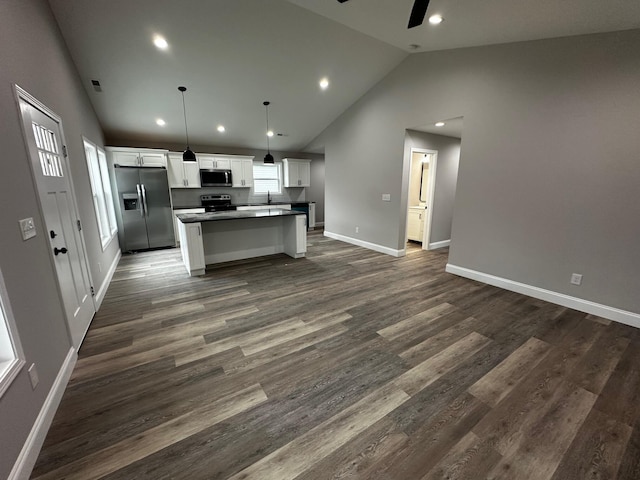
[
  {"left": 178, "top": 221, "right": 205, "bottom": 276},
  {"left": 407, "top": 207, "right": 425, "bottom": 242},
  {"left": 173, "top": 208, "right": 205, "bottom": 245}
]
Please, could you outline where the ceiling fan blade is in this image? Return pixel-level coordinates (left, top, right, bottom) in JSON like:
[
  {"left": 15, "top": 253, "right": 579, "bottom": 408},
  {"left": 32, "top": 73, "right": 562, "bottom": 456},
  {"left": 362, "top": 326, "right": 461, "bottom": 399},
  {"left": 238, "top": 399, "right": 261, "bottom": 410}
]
[{"left": 408, "top": 0, "right": 430, "bottom": 29}]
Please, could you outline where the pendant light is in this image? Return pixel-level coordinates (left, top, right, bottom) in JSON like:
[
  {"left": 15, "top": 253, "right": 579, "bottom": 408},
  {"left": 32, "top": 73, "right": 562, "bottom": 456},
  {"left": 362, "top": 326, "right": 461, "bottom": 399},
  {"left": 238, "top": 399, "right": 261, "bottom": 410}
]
[
  {"left": 178, "top": 86, "right": 196, "bottom": 161},
  {"left": 263, "top": 101, "right": 274, "bottom": 164}
]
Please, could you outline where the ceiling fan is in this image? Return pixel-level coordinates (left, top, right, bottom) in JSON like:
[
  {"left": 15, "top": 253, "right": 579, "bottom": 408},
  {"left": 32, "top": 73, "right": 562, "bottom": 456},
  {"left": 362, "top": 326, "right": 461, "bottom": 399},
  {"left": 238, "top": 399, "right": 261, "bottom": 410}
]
[{"left": 337, "top": 0, "right": 431, "bottom": 29}]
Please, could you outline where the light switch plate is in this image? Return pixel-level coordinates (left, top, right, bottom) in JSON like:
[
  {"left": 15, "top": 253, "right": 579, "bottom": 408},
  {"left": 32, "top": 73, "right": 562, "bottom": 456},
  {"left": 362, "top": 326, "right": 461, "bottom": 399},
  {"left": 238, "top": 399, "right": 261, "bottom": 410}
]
[
  {"left": 19, "top": 217, "right": 36, "bottom": 240},
  {"left": 382, "top": 194, "right": 391, "bottom": 201},
  {"left": 28, "top": 363, "right": 39, "bottom": 389},
  {"left": 570, "top": 273, "right": 583, "bottom": 285}
]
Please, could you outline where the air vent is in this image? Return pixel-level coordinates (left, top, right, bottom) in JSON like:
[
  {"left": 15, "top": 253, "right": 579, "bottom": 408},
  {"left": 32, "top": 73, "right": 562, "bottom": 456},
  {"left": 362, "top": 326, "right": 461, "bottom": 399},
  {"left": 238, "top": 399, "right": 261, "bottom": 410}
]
[{"left": 91, "top": 80, "right": 102, "bottom": 92}]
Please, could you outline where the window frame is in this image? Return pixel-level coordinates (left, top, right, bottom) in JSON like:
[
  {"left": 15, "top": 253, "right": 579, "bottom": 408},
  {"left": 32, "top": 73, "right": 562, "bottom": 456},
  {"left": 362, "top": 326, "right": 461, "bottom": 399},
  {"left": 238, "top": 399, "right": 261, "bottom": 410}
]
[
  {"left": 0, "top": 268, "right": 26, "bottom": 398},
  {"left": 83, "top": 138, "right": 117, "bottom": 250},
  {"left": 252, "top": 162, "right": 283, "bottom": 195}
]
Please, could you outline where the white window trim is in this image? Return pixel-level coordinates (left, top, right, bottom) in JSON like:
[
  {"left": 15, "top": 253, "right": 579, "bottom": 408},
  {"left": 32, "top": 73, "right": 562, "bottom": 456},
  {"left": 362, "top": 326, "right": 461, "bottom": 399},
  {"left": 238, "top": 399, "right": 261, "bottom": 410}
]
[
  {"left": 0, "top": 268, "right": 26, "bottom": 398},
  {"left": 83, "top": 138, "right": 117, "bottom": 250},
  {"left": 252, "top": 162, "right": 283, "bottom": 195}
]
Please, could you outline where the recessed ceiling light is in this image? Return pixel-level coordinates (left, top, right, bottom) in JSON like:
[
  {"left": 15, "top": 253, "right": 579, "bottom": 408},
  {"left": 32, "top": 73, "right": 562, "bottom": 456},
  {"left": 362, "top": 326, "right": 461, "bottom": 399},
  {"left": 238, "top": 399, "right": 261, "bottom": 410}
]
[
  {"left": 319, "top": 77, "right": 330, "bottom": 90},
  {"left": 435, "top": 121, "right": 445, "bottom": 127},
  {"left": 428, "top": 15, "right": 444, "bottom": 25},
  {"left": 156, "top": 118, "right": 166, "bottom": 126},
  {"left": 217, "top": 125, "right": 225, "bottom": 133},
  {"left": 153, "top": 35, "right": 169, "bottom": 50},
  {"left": 267, "top": 130, "right": 274, "bottom": 137}
]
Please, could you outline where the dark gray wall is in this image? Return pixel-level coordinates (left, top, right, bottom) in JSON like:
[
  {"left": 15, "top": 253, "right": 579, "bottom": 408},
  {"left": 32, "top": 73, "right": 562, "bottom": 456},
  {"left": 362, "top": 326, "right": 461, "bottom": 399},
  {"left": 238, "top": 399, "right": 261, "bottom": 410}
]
[
  {"left": 317, "top": 29, "right": 640, "bottom": 314},
  {"left": 404, "top": 130, "right": 460, "bottom": 244},
  {"left": 0, "top": 0, "right": 118, "bottom": 476}
]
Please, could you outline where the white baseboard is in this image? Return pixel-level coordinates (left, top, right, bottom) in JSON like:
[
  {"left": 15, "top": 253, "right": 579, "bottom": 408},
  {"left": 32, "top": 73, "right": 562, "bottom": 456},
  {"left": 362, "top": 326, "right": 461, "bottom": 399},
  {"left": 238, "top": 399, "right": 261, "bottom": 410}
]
[
  {"left": 9, "top": 347, "right": 77, "bottom": 480},
  {"left": 428, "top": 239, "right": 450, "bottom": 250},
  {"left": 446, "top": 263, "right": 640, "bottom": 328},
  {"left": 324, "top": 231, "right": 405, "bottom": 257},
  {"left": 94, "top": 249, "right": 121, "bottom": 310}
]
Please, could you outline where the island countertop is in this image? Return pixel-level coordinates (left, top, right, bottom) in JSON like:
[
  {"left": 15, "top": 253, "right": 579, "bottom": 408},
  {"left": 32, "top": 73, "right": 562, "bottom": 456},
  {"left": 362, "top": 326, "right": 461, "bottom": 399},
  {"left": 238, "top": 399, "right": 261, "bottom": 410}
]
[{"left": 176, "top": 208, "right": 305, "bottom": 224}]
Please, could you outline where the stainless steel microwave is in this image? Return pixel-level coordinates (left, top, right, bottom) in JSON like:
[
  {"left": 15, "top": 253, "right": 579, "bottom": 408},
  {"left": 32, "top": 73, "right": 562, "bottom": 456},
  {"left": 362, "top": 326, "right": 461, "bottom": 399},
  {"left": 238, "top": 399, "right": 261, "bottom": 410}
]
[{"left": 200, "top": 169, "right": 232, "bottom": 187}]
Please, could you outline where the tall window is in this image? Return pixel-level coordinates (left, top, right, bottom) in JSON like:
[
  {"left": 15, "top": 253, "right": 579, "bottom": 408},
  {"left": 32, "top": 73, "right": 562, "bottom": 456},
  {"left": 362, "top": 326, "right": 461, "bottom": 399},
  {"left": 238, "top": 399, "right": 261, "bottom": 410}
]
[
  {"left": 253, "top": 163, "right": 282, "bottom": 194},
  {"left": 84, "top": 139, "right": 117, "bottom": 249},
  {"left": 0, "top": 269, "right": 25, "bottom": 398}
]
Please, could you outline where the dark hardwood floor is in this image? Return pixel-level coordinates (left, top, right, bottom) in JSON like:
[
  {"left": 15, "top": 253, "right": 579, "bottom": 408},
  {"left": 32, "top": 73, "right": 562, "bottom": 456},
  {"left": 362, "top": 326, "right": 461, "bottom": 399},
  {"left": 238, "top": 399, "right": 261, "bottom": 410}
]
[{"left": 31, "top": 231, "right": 640, "bottom": 479}]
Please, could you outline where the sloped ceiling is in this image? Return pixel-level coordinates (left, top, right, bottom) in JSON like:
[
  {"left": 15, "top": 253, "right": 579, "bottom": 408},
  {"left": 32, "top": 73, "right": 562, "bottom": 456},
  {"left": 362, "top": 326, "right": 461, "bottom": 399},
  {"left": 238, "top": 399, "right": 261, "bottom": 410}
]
[{"left": 48, "top": 0, "right": 640, "bottom": 152}]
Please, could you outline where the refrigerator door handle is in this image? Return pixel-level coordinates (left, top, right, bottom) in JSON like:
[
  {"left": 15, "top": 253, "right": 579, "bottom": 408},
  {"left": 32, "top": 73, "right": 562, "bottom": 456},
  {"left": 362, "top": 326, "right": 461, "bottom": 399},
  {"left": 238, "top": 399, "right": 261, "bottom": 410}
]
[
  {"left": 141, "top": 184, "right": 149, "bottom": 217},
  {"left": 136, "top": 184, "right": 144, "bottom": 217}
]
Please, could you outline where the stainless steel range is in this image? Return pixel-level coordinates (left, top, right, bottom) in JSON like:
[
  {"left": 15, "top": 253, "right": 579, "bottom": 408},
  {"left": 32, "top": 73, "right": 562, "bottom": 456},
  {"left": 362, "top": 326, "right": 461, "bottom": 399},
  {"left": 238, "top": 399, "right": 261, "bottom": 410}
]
[{"left": 200, "top": 194, "right": 237, "bottom": 212}]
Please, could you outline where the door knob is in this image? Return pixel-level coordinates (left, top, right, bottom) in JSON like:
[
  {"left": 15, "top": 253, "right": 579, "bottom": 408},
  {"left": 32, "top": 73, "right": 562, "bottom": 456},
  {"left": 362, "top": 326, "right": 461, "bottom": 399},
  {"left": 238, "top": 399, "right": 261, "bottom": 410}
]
[
  {"left": 54, "top": 247, "right": 68, "bottom": 256},
  {"left": 50, "top": 230, "right": 57, "bottom": 239}
]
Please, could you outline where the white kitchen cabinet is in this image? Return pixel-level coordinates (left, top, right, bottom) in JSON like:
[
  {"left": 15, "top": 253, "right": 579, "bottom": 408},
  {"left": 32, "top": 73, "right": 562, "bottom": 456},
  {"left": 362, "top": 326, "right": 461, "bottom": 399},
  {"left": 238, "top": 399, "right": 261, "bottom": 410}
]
[
  {"left": 282, "top": 158, "right": 311, "bottom": 187},
  {"left": 107, "top": 147, "right": 168, "bottom": 168},
  {"left": 198, "top": 155, "right": 231, "bottom": 170},
  {"left": 178, "top": 220, "right": 206, "bottom": 276},
  {"left": 230, "top": 157, "right": 255, "bottom": 187},
  {"left": 168, "top": 153, "right": 201, "bottom": 188},
  {"left": 173, "top": 208, "right": 205, "bottom": 245},
  {"left": 407, "top": 207, "right": 425, "bottom": 242}
]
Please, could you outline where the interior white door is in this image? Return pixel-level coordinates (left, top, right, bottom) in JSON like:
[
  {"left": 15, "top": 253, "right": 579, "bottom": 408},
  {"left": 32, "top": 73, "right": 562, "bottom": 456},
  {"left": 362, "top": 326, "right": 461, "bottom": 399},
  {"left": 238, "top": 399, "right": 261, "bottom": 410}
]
[{"left": 18, "top": 94, "right": 95, "bottom": 348}]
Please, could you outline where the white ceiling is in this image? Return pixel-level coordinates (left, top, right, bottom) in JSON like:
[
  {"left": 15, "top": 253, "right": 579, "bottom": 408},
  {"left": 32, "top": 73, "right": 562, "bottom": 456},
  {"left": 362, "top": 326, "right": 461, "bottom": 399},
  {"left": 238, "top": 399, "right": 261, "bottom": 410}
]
[{"left": 48, "top": 0, "right": 640, "bottom": 153}]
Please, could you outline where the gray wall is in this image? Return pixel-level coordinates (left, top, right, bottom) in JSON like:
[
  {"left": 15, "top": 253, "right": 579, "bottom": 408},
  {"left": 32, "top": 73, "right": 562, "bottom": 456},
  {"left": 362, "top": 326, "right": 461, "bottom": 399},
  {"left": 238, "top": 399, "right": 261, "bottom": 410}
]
[
  {"left": 108, "top": 139, "right": 325, "bottom": 220},
  {"left": 0, "top": 0, "right": 119, "bottom": 476},
  {"left": 317, "top": 29, "right": 640, "bottom": 314},
  {"left": 404, "top": 130, "right": 460, "bottom": 244}
]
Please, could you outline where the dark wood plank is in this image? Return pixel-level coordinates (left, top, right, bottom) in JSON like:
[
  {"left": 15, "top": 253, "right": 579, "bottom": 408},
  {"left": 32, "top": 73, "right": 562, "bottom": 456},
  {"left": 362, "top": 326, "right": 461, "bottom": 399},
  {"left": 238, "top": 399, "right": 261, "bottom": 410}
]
[{"left": 30, "top": 231, "right": 640, "bottom": 480}]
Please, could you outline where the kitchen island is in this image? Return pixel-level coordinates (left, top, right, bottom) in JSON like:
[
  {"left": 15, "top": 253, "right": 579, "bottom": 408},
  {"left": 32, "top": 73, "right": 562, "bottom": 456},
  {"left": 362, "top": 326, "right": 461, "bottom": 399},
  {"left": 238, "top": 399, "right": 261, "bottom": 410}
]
[{"left": 176, "top": 208, "right": 307, "bottom": 276}]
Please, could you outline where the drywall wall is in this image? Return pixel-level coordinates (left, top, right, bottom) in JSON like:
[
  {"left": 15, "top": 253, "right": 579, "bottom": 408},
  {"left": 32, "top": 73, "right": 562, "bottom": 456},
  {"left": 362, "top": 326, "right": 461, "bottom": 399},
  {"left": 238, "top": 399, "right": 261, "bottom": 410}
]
[
  {"left": 404, "top": 130, "right": 461, "bottom": 245},
  {"left": 0, "top": 0, "right": 118, "bottom": 476},
  {"left": 318, "top": 29, "right": 640, "bottom": 314}
]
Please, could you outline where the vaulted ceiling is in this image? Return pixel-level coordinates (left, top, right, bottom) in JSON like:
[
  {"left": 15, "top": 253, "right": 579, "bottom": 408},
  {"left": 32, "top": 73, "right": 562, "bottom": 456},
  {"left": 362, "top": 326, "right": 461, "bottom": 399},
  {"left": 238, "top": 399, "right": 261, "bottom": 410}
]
[{"left": 48, "top": 0, "right": 640, "bottom": 152}]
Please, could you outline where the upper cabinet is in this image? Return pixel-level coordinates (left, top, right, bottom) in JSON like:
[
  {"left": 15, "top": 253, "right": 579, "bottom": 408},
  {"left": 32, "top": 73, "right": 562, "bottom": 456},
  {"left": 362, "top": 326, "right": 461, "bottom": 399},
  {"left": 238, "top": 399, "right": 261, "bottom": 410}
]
[
  {"left": 168, "top": 153, "right": 201, "bottom": 188},
  {"left": 198, "top": 155, "right": 231, "bottom": 170},
  {"left": 230, "top": 157, "right": 254, "bottom": 188},
  {"left": 106, "top": 147, "right": 168, "bottom": 168},
  {"left": 282, "top": 158, "right": 311, "bottom": 187}
]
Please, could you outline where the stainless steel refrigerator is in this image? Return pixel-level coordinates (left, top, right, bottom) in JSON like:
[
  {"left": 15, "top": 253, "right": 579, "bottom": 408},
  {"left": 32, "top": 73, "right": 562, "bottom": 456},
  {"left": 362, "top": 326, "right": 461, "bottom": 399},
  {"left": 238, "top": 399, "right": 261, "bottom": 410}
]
[{"left": 113, "top": 166, "right": 175, "bottom": 251}]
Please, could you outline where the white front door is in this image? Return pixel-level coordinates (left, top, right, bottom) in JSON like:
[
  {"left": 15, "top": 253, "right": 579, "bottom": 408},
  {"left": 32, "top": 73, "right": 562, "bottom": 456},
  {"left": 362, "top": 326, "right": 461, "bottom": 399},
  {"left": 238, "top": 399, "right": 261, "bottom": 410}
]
[{"left": 17, "top": 90, "right": 95, "bottom": 348}]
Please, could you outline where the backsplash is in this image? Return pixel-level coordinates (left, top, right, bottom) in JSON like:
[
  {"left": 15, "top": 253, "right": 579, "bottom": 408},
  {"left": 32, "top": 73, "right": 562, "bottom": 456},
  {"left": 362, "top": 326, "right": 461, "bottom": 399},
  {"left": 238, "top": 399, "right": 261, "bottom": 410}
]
[{"left": 171, "top": 186, "right": 306, "bottom": 207}]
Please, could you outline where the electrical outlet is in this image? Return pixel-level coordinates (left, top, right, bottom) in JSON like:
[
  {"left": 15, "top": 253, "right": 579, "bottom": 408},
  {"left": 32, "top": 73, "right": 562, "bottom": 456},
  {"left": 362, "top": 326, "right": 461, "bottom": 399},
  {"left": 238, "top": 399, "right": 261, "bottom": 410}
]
[
  {"left": 382, "top": 193, "right": 391, "bottom": 202},
  {"left": 570, "top": 273, "right": 583, "bottom": 286},
  {"left": 19, "top": 217, "right": 36, "bottom": 240},
  {"left": 355, "top": 226, "right": 359, "bottom": 234},
  {"left": 28, "top": 363, "right": 39, "bottom": 389}
]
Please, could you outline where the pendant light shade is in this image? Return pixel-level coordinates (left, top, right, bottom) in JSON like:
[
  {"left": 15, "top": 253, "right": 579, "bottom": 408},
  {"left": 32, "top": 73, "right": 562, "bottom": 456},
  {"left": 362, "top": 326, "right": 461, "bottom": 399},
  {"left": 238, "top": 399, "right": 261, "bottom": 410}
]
[
  {"left": 263, "top": 101, "right": 274, "bottom": 164},
  {"left": 178, "top": 86, "right": 196, "bottom": 162}
]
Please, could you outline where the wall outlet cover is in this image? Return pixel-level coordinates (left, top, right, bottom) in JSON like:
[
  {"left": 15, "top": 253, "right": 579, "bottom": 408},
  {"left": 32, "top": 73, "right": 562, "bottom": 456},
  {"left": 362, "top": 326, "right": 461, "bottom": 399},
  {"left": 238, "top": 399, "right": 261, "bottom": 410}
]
[
  {"left": 382, "top": 194, "right": 391, "bottom": 201},
  {"left": 28, "top": 363, "right": 39, "bottom": 389},
  {"left": 570, "top": 273, "right": 583, "bottom": 285}
]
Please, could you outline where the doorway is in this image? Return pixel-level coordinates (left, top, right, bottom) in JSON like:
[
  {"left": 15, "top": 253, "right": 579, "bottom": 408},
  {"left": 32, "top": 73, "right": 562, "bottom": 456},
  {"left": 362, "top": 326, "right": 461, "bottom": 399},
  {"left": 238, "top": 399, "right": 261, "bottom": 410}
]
[
  {"left": 407, "top": 148, "right": 438, "bottom": 250},
  {"left": 15, "top": 86, "right": 95, "bottom": 349}
]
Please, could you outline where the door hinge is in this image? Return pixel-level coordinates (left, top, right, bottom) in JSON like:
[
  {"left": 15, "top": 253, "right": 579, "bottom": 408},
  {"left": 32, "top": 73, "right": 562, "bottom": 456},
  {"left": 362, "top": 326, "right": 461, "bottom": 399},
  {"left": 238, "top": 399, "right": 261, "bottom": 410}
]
[
  {"left": 63, "top": 145, "right": 68, "bottom": 157},
  {"left": 77, "top": 219, "right": 82, "bottom": 231},
  {"left": 90, "top": 286, "right": 95, "bottom": 296}
]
